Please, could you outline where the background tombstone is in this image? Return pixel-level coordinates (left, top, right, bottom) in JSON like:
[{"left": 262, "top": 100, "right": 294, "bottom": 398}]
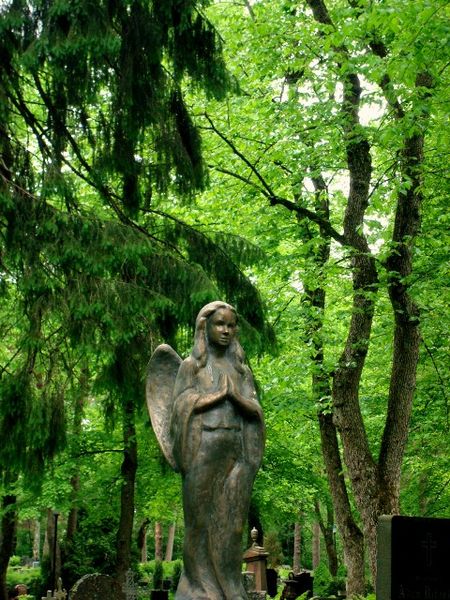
[
  {"left": 377, "top": 515, "right": 450, "bottom": 600},
  {"left": 14, "top": 584, "right": 28, "bottom": 596},
  {"left": 70, "top": 573, "right": 123, "bottom": 600},
  {"left": 122, "top": 570, "right": 138, "bottom": 600},
  {"left": 266, "top": 568, "right": 278, "bottom": 598}
]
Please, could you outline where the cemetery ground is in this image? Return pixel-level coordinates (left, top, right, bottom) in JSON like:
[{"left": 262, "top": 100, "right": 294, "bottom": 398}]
[
  {"left": 5, "top": 557, "right": 359, "bottom": 600},
  {"left": 6, "top": 514, "right": 450, "bottom": 599}
]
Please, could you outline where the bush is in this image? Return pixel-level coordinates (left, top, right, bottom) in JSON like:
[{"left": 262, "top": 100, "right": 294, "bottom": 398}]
[
  {"left": 171, "top": 560, "right": 182, "bottom": 591},
  {"left": 6, "top": 566, "right": 42, "bottom": 598},
  {"left": 264, "top": 532, "right": 284, "bottom": 569},
  {"left": 313, "top": 562, "right": 333, "bottom": 597},
  {"left": 312, "top": 560, "right": 348, "bottom": 597},
  {"left": 60, "top": 512, "right": 119, "bottom": 589},
  {"left": 153, "top": 560, "right": 163, "bottom": 590},
  {"left": 9, "top": 556, "right": 21, "bottom": 567}
]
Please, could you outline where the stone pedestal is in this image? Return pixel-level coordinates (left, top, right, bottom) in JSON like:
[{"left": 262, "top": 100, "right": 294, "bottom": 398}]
[{"left": 243, "top": 528, "right": 269, "bottom": 593}]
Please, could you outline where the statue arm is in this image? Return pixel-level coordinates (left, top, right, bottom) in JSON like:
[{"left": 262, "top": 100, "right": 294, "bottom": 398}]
[
  {"left": 226, "top": 369, "right": 264, "bottom": 421},
  {"left": 192, "top": 373, "right": 228, "bottom": 413}
]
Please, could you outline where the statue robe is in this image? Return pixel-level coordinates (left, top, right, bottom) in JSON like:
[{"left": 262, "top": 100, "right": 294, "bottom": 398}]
[{"left": 170, "top": 357, "right": 265, "bottom": 600}]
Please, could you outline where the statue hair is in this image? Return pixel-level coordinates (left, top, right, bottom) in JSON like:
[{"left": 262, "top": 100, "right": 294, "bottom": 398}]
[{"left": 192, "top": 301, "right": 245, "bottom": 374}]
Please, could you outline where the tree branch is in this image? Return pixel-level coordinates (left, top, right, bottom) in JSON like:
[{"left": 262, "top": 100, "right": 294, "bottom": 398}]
[{"left": 204, "top": 114, "right": 348, "bottom": 247}]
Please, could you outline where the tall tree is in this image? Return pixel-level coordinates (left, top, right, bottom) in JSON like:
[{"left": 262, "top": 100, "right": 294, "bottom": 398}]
[
  {"left": 189, "top": 0, "right": 448, "bottom": 593},
  {"left": 0, "top": 0, "right": 270, "bottom": 594}
]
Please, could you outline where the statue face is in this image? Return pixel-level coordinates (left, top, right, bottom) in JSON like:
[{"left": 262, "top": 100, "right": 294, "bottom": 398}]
[{"left": 207, "top": 308, "right": 237, "bottom": 348}]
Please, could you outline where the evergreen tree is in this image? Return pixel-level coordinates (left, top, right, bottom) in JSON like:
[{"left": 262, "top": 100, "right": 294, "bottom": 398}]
[{"left": 0, "top": 1, "right": 270, "bottom": 595}]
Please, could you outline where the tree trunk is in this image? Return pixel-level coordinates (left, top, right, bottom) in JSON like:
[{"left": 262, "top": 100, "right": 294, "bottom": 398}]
[
  {"left": 115, "top": 396, "right": 138, "bottom": 583},
  {"left": 137, "top": 518, "right": 150, "bottom": 563},
  {"left": 312, "top": 521, "right": 320, "bottom": 570},
  {"left": 45, "top": 509, "right": 61, "bottom": 592},
  {"left": 314, "top": 500, "right": 338, "bottom": 577},
  {"left": 33, "top": 518, "right": 41, "bottom": 561},
  {"left": 154, "top": 522, "right": 163, "bottom": 562},
  {"left": 165, "top": 523, "right": 176, "bottom": 562},
  {"left": 301, "top": 168, "right": 366, "bottom": 596},
  {"left": 318, "top": 413, "right": 365, "bottom": 596},
  {"left": 66, "top": 475, "right": 80, "bottom": 544},
  {"left": 0, "top": 492, "right": 17, "bottom": 600},
  {"left": 66, "top": 366, "right": 88, "bottom": 546},
  {"left": 293, "top": 522, "right": 301, "bottom": 573}
]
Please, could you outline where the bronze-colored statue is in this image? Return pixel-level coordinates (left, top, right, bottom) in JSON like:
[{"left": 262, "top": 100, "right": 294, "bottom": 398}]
[{"left": 146, "top": 301, "right": 265, "bottom": 599}]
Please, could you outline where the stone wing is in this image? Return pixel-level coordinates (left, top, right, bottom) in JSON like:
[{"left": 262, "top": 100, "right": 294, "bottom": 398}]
[{"left": 146, "top": 344, "right": 182, "bottom": 470}]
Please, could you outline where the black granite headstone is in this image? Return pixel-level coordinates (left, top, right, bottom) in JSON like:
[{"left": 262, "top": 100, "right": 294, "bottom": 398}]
[
  {"left": 266, "top": 568, "right": 278, "bottom": 598},
  {"left": 377, "top": 515, "right": 450, "bottom": 600}
]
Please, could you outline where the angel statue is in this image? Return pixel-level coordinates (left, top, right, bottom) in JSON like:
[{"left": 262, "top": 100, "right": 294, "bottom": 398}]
[{"left": 146, "top": 301, "right": 265, "bottom": 600}]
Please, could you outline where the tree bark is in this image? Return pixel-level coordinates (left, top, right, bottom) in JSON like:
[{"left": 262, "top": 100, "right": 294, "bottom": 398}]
[
  {"left": 314, "top": 500, "right": 338, "bottom": 577},
  {"left": 293, "top": 521, "right": 301, "bottom": 573},
  {"left": 154, "top": 522, "right": 163, "bottom": 562},
  {"left": 0, "top": 492, "right": 17, "bottom": 600},
  {"left": 66, "top": 475, "right": 80, "bottom": 544},
  {"left": 66, "top": 365, "right": 88, "bottom": 546},
  {"left": 165, "top": 523, "right": 176, "bottom": 562},
  {"left": 33, "top": 518, "right": 40, "bottom": 561},
  {"left": 137, "top": 518, "right": 150, "bottom": 563},
  {"left": 303, "top": 172, "right": 366, "bottom": 596},
  {"left": 312, "top": 521, "right": 320, "bottom": 570},
  {"left": 318, "top": 413, "right": 365, "bottom": 595},
  {"left": 45, "top": 508, "right": 61, "bottom": 592},
  {"left": 115, "top": 396, "right": 138, "bottom": 583}
]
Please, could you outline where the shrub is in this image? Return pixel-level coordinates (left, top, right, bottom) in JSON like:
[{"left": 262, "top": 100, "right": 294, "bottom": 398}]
[
  {"left": 153, "top": 560, "right": 163, "bottom": 590},
  {"left": 313, "top": 562, "right": 331, "bottom": 597},
  {"left": 6, "top": 566, "right": 42, "bottom": 598},
  {"left": 171, "top": 560, "right": 182, "bottom": 591}
]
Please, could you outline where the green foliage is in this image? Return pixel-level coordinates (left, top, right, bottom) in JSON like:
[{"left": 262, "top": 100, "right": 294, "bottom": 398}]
[
  {"left": 6, "top": 566, "right": 41, "bottom": 597},
  {"left": 152, "top": 560, "right": 164, "bottom": 590},
  {"left": 264, "top": 531, "right": 284, "bottom": 569},
  {"left": 313, "top": 562, "right": 338, "bottom": 597},
  {"left": 0, "top": 0, "right": 449, "bottom": 595},
  {"left": 171, "top": 560, "right": 182, "bottom": 591},
  {"left": 61, "top": 511, "right": 120, "bottom": 588}
]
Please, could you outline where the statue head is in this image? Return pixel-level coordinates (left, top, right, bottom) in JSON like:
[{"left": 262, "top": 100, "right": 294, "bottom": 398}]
[{"left": 192, "top": 301, "right": 245, "bottom": 372}]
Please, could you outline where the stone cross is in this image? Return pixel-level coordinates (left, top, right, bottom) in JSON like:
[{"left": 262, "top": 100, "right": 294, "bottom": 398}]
[
  {"left": 122, "top": 569, "right": 138, "bottom": 600},
  {"left": 42, "top": 592, "right": 53, "bottom": 600},
  {"left": 54, "top": 578, "right": 67, "bottom": 600}
]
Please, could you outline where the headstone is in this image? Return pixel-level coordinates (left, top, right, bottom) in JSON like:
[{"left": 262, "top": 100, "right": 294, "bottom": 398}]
[
  {"left": 150, "top": 592, "right": 168, "bottom": 600},
  {"left": 122, "top": 570, "right": 138, "bottom": 600},
  {"left": 70, "top": 573, "right": 123, "bottom": 600},
  {"left": 266, "top": 568, "right": 278, "bottom": 598},
  {"left": 281, "top": 571, "right": 313, "bottom": 599},
  {"left": 14, "top": 584, "right": 28, "bottom": 596},
  {"left": 377, "top": 514, "right": 450, "bottom": 600},
  {"left": 54, "top": 578, "right": 67, "bottom": 600}
]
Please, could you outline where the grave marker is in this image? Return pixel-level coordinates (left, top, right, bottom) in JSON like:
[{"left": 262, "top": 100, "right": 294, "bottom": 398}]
[
  {"left": 122, "top": 569, "right": 138, "bottom": 600},
  {"left": 70, "top": 573, "right": 123, "bottom": 600},
  {"left": 377, "top": 515, "right": 450, "bottom": 600}
]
